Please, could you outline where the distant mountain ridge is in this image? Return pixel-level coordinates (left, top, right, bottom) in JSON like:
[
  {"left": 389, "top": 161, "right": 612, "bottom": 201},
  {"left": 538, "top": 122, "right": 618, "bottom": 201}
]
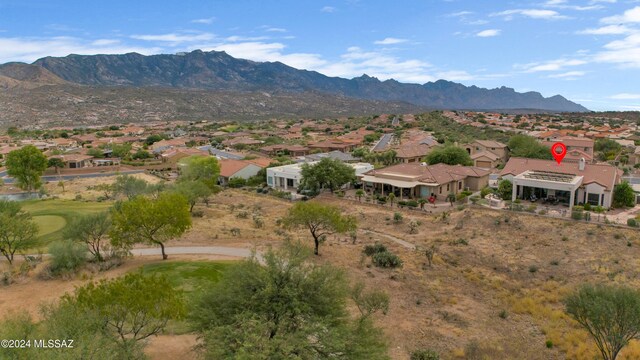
[{"left": 0, "top": 50, "right": 586, "bottom": 112}]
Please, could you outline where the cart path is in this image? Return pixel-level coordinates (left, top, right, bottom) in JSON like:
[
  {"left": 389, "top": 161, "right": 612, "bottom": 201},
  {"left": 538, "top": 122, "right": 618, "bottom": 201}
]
[{"left": 363, "top": 230, "right": 417, "bottom": 250}]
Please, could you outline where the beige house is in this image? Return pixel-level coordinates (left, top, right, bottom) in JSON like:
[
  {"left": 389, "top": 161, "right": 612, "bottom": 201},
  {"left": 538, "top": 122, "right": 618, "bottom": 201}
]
[
  {"left": 500, "top": 157, "right": 622, "bottom": 209},
  {"left": 463, "top": 140, "right": 508, "bottom": 168},
  {"left": 218, "top": 159, "right": 262, "bottom": 186},
  {"left": 360, "top": 163, "right": 490, "bottom": 200},
  {"left": 542, "top": 137, "right": 594, "bottom": 164},
  {"left": 394, "top": 143, "right": 434, "bottom": 163}
]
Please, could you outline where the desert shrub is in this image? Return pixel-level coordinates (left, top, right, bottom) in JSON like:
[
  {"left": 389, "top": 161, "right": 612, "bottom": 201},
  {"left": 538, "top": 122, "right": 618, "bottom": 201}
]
[
  {"left": 456, "top": 190, "right": 472, "bottom": 201},
  {"left": 545, "top": 340, "right": 553, "bottom": 348},
  {"left": 411, "top": 349, "right": 439, "bottom": 360},
  {"left": 363, "top": 243, "right": 387, "bottom": 256},
  {"left": 393, "top": 212, "right": 403, "bottom": 223},
  {"left": 253, "top": 215, "right": 264, "bottom": 229},
  {"left": 1, "top": 271, "right": 13, "bottom": 286},
  {"left": 230, "top": 228, "right": 241, "bottom": 236},
  {"left": 583, "top": 203, "right": 591, "bottom": 211},
  {"left": 627, "top": 218, "right": 639, "bottom": 227},
  {"left": 408, "top": 220, "right": 419, "bottom": 234},
  {"left": 227, "top": 177, "right": 247, "bottom": 188},
  {"left": 450, "top": 238, "right": 468, "bottom": 246},
  {"left": 372, "top": 251, "right": 403, "bottom": 268},
  {"left": 406, "top": 200, "right": 418, "bottom": 208},
  {"left": 529, "top": 265, "right": 538, "bottom": 273},
  {"left": 469, "top": 196, "right": 480, "bottom": 204},
  {"left": 526, "top": 205, "right": 536, "bottom": 213},
  {"left": 480, "top": 187, "right": 493, "bottom": 198},
  {"left": 498, "top": 310, "right": 508, "bottom": 319},
  {"left": 538, "top": 209, "right": 547, "bottom": 215},
  {"left": 571, "top": 209, "right": 583, "bottom": 220},
  {"left": 236, "top": 210, "right": 249, "bottom": 219},
  {"left": 48, "top": 240, "right": 87, "bottom": 276},
  {"left": 192, "top": 210, "right": 204, "bottom": 218}
]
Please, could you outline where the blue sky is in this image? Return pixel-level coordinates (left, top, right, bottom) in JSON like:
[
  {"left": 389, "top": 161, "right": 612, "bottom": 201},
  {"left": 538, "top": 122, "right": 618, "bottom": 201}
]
[{"left": 0, "top": 0, "right": 639, "bottom": 110}]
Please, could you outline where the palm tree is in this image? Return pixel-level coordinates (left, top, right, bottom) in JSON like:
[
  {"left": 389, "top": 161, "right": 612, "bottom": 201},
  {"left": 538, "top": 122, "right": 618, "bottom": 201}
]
[
  {"left": 418, "top": 198, "right": 427, "bottom": 210},
  {"left": 387, "top": 193, "right": 396, "bottom": 207},
  {"left": 355, "top": 189, "right": 365, "bottom": 202}
]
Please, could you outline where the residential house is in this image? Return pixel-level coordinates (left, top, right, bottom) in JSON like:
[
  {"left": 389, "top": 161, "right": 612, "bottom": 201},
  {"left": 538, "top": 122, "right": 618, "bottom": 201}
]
[
  {"left": 218, "top": 159, "right": 262, "bottom": 186},
  {"left": 308, "top": 139, "right": 359, "bottom": 152},
  {"left": 542, "top": 137, "right": 595, "bottom": 164},
  {"left": 394, "top": 143, "right": 433, "bottom": 163},
  {"left": 260, "top": 144, "right": 310, "bottom": 157},
  {"left": 360, "top": 163, "right": 490, "bottom": 200},
  {"left": 499, "top": 157, "right": 622, "bottom": 209},
  {"left": 160, "top": 148, "right": 209, "bottom": 164},
  {"left": 299, "top": 151, "right": 359, "bottom": 163},
  {"left": 267, "top": 162, "right": 374, "bottom": 191},
  {"left": 50, "top": 154, "right": 94, "bottom": 169},
  {"left": 463, "top": 140, "right": 509, "bottom": 168}
]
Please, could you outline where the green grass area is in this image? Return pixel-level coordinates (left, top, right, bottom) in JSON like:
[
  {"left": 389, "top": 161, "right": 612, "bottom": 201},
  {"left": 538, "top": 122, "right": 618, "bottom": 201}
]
[
  {"left": 139, "top": 261, "right": 234, "bottom": 295},
  {"left": 138, "top": 261, "right": 235, "bottom": 335},
  {"left": 33, "top": 215, "right": 67, "bottom": 237},
  {"left": 22, "top": 199, "right": 112, "bottom": 247}
]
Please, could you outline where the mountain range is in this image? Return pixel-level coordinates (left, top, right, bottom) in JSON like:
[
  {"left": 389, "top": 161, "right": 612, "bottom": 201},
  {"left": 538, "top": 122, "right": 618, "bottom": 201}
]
[{"left": 0, "top": 49, "right": 588, "bottom": 126}]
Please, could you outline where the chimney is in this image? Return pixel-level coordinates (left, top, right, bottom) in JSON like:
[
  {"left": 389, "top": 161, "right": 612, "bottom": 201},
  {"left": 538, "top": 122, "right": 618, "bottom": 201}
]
[{"left": 579, "top": 157, "right": 585, "bottom": 171}]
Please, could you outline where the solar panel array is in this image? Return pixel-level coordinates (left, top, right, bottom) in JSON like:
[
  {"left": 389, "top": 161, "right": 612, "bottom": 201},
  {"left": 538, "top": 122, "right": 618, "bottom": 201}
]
[{"left": 522, "top": 171, "right": 576, "bottom": 183}]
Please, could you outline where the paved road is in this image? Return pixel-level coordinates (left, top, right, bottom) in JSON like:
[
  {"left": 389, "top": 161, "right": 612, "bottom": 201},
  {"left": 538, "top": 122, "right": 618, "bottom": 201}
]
[
  {"left": 1, "top": 170, "right": 144, "bottom": 184},
  {"left": 130, "top": 246, "right": 255, "bottom": 258}
]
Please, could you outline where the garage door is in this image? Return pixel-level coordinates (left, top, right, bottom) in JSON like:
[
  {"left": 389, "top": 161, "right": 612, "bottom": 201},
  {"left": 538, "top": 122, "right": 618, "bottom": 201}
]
[{"left": 476, "top": 160, "right": 492, "bottom": 168}]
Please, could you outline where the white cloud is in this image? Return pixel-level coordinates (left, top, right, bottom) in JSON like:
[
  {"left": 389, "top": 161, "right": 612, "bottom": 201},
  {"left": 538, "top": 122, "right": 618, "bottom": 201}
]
[
  {"left": 448, "top": 11, "right": 473, "bottom": 17},
  {"left": 265, "top": 27, "right": 287, "bottom": 33},
  {"left": 435, "top": 70, "right": 475, "bottom": 81},
  {"left": 91, "top": 39, "right": 120, "bottom": 46},
  {"left": 578, "top": 25, "right": 635, "bottom": 35},
  {"left": 321, "top": 6, "right": 336, "bottom": 13},
  {"left": 520, "top": 58, "right": 587, "bottom": 72},
  {"left": 609, "top": 93, "right": 640, "bottom": 99},
  {"left": 594, "top": 33, "right": 640, "bottom": 67},
  {"left": 491, "top": 9, "right": 569, "bottom": 20},
  {"left": 373, "top": 37, "right": 408, "bottom": 45},
  {"left": 198, "top": 41, "right": 327, "bottom": 70},
  {"left": 131, "top": 32, "right": 215, "bottom": 45},
  {"left": 225, "top": 35, "right": 268, "bottom": 42},
  {"left": 0, "top": 36, "right": 161, "bottom": 63},
  {"left": 602, "top": 6, "right": 640, "bottom": 24},
  {"left": 476, "top": 29, "right": 501, "bottom": 37},
  {"left": 317, "top": 46, "right": 435, "bottom": 83},
  {"left": 542, "top": 0, "right": 603, "bottom": 11},
  {"left": 191, "top": 17, "right": 215, "bottom": 24},
  {"left": 548, "top": 71, "right": 586, "bottom": 78}
]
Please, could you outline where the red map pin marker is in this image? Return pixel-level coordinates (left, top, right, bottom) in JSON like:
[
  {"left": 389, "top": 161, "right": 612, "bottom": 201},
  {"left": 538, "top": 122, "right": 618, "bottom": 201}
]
[{"left": 551, "top": 142, "right": 567, "bottom": 165}]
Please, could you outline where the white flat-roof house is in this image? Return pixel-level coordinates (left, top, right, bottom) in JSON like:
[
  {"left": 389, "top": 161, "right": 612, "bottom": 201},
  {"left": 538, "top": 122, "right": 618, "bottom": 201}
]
[
  {"left": 500, "top": 157, "right": 622, "bottom": 210},
  {"left": 266, "top": 162, "right": 374, "bottom": 191}
]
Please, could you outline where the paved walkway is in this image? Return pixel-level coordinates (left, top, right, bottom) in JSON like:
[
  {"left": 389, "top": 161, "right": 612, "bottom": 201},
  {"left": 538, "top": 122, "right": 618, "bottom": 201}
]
[
  {"left": 364, "top": 230, "right": 417, "bottom": 250},
  {"left": 130, "top": 246, "right": 255, "bottom": 258}
]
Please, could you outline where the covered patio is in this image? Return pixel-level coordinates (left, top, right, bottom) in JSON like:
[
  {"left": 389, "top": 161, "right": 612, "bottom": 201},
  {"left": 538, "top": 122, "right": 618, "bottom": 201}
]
[
  {"left": 360, "top": 174, "right": 436, "bottom": 200},
  {"left": 512, "top": 170, "right": 583, "bottom": 210}
]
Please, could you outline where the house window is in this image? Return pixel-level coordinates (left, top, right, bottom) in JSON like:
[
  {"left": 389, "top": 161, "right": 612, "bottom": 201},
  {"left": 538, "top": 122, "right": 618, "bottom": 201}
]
[
  {"left": 439, "top": 186, "right": 442, "bottom": 194},
  {"left": 587, "top": 193, "right": 600, "bottom": 206},
  {"left": 446, "top": 183, "right": 450, "bottom": 191},
  {"left": 267, "top": 176, "right": 273, "bottom": 185},
  {"left": 459, "top": 181, "right": 462, "bottom": 190}
]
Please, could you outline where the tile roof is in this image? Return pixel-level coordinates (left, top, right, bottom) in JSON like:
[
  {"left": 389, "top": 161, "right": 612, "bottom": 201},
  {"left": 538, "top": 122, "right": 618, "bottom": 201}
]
[
  {"left": 364, "top": 163, "right": 490, "bottom": 186},
  {"left": 500, "top": 157, "right": 620, "bottom": 191},
  {"left": 219, "top": 159, "right": 256, "bottom": 177}
]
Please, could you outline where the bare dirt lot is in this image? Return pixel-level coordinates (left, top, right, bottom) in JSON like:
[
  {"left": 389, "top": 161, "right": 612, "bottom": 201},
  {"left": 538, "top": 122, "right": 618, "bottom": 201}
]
[{"left": 2, "top": 189, "right": 640, "bottom": 359}]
